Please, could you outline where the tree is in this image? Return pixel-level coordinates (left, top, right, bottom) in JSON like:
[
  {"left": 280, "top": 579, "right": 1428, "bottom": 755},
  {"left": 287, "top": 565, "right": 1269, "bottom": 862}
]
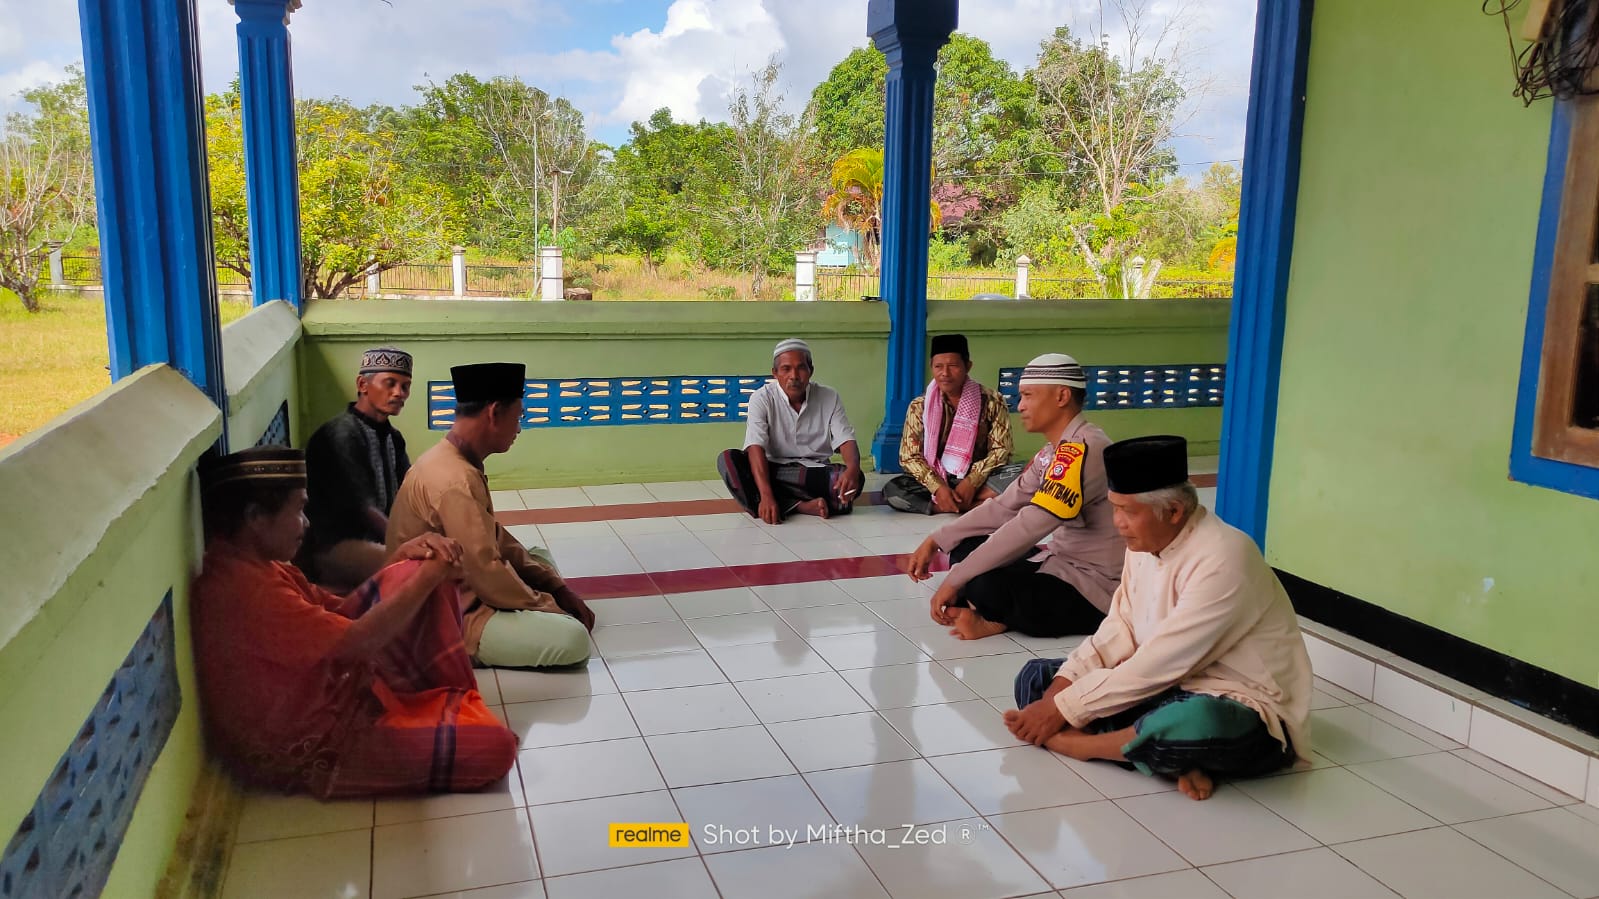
[
  {"left": 807, "top": 48, "right": 886, "bottom": 163},
  {"left": 822, "top": 148, "right": 886, "bottom": 270},
  {"left": 1029, "top": 1, "right": 1192, "bottom": 217},
  {"left": 207, "top": 93, "right": 459, "bottom": 299},
  {"left": 0, "top": 66, "right": 93, "bottom": 313},
  {"left": 690, "top": 60, "right": 823, "bottom": 299}
]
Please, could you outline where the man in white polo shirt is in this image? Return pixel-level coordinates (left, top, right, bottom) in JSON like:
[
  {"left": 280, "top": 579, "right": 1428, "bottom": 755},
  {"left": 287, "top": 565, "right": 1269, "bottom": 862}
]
[{"left": 717, "top": 338, "right": 864, "bottom": 524}]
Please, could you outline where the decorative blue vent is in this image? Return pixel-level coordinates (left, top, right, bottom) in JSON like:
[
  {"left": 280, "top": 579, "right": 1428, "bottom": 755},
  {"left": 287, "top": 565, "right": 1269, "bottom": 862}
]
[
  {"left": 0, "top": 594, "right": 182, "bottom": 899},
  {"left": 256, "top": 401, "right": 290, "bottom": 447},
  {"left": 428, "top": 376, "right": 770, "bottom": 430},
  {"left": 998, "top": 364, "right": 1226, "bottom": 411}
]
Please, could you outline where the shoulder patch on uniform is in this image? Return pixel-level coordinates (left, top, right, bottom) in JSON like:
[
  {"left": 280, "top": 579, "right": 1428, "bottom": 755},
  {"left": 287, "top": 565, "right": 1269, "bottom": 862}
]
[{"left": 1030, "top": 442, "right": 1087, "bottom": 520}]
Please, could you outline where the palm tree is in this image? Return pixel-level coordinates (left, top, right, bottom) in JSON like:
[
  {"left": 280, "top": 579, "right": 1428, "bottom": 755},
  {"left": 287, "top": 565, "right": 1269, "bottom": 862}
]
[{"left": 822, "top": 147, "right": 940, "bottom": 272}]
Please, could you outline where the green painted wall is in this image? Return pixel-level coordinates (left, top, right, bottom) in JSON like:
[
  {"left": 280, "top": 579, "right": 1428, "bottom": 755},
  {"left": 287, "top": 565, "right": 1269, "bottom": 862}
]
[
  {"left": 299, "top": 299, "right": 1230, "bottom": 487},
  {"left": 0, "top": 366, "right": 221, "bottom": 895},
  {"left": 222, "top": 299, "right": 302, "bottom": 450},
  {"left": 1268, "top": 1, "right": 1599, "bottom": 687}
]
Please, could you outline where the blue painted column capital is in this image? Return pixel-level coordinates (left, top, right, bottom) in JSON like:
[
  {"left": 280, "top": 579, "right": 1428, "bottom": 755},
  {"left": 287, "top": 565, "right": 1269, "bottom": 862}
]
[
  {"left": 233, "top": 0, "right": 304, "bottom": 311},
  {"left": 867, "top": 0, "right": 956, "bottom": 473}
]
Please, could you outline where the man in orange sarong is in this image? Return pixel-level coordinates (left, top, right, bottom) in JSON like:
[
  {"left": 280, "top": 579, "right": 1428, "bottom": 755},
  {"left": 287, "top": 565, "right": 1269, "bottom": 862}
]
[{"left": 192, "top": 446, "right": 517, "bottom": 798}]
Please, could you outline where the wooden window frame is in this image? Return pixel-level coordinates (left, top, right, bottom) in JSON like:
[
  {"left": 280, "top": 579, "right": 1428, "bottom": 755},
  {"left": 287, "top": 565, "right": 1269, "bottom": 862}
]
[{"left": 1531, "top": 94, "right": 1599, "bottom": 466}]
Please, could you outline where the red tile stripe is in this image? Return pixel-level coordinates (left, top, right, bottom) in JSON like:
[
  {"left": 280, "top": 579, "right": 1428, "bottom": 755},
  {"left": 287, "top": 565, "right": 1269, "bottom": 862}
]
[{"left": 565, "top": 553, "right": 951, "bottom": 599}]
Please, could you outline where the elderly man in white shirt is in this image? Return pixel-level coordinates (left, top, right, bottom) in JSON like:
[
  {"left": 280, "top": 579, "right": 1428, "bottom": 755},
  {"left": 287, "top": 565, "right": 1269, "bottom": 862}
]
[
  {"left": 1005, "top": 435, "right": 1314, "bottom": 801},
  {"left": 717, "top": 338, "right": 864, "bottom": 524}
]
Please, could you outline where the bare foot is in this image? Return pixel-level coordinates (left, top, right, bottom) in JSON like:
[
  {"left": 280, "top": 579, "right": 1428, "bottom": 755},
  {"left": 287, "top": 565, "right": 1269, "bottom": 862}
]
[
  {"left": 1042, "top": 730, "right": 1094, "bottom": 760},
  {"left": 948, "top": 606, "right": 1007, "bottom": 640},
  {"left": 1177, "top": 769, "right": 1214, "bottom": 801},
  {"left": 793, "top": 498, "right": 830, "bottom": 519}
]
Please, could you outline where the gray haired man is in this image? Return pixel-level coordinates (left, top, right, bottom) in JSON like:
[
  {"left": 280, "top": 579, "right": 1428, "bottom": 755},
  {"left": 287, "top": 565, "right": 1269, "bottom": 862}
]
[{"left": 717, "top": 338, "right": 864, "bottom": 524}]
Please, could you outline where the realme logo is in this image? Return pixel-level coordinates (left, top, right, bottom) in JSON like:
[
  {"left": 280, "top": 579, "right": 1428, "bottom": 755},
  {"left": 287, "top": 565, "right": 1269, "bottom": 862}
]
[{"left": 608, "top": 822, "right": 690, "bottom": 848}]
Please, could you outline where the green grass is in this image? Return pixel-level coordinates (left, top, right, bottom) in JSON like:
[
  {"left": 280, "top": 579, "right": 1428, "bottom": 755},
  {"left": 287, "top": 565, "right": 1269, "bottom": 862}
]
[{"left": 0, "top": 289, "right": 249, "bottom": 444}]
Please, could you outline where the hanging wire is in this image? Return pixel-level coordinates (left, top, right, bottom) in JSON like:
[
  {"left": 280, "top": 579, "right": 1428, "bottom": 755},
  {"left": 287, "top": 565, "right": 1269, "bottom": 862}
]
[{"left": 1485, "top": 0, "right": 1599, "bottom": 104}]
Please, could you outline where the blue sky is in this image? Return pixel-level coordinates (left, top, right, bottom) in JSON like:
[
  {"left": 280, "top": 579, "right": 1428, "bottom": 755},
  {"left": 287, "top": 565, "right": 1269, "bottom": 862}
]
[{"left": 0, "top": 0, "right": 1255, "bottom": 174}]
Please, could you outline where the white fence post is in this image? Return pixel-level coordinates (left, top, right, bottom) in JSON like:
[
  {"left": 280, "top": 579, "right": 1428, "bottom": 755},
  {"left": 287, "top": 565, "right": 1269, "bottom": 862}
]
[
  {"left": 1015, "top": 254, "right": 1031, "bottom": 299},
  {"left": 365, "top": 265, "right": 380, "bottom": 296},
  {"left": 451, "top": 246, "right": 467, "bottom": 297},
  {"left": 47, "top": 242, "right": 66, "bottom": 287},
  {"left": 795, "top": 251, "right": 817, "bottom": 302},
  {"left": 540, "top": 246, "right": 564, "bottom": 301}
]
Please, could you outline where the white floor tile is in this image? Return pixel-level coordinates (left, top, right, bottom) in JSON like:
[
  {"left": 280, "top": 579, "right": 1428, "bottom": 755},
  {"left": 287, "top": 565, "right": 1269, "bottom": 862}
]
[
  {"left": 646, "top": 725, "right": 796, "bottom": 787},
  {"left": 518, "top": 487, "right": 592, "bottom": 508},
  {"left": 1332, "top": 826, "right": 1568, "bottom": 899},
  {"left": 1309, "top": 705, "right": 1439, "bottom": 764},
  {"left": 834, "top": 574, "right": 926, "bottom": 601},
  {"left": 663, "top": 587, "right": 765, "bottom": 619},
  {"left": 855, "top": 817, "right": 1051, "bottom": 899},
  {"left": 1346, "top": 752, "right": 1553, "bottom": 823},
  {"left": 496, "top": 659, "right": 618, "bottom": 704},
  {"left": 528, "top": 791, "right": 694, "bottom": 877},
  {"left": 504, "top": 523, "right": 543, "bottom": 548},
  {"left": 709, "top": 542, "right": 801, "bottom": 566},
  {"left": 1356, "top": 702, "right": 1465, "bottom": 751},
  {"left": 543, "top": 857, "right": 716, "bottom": 899},
  {"left": 505, "top": 693, "right": 641, "bottom": 749},
  {"left": 765, "top": 711, "right": 922, "bottom": 772},
  {"left": 699, "top": 478, "right": 732, "bottom": 495},
  {"left": 735, "top": 670, "right": 872, "bottom": 723},
  {"left": 999, "top": 633, "right": 1085, "bottom": 654},
  {"left": 936, "top": 652, "right": 1034, "bottom": 700},
  {"left": 705, "top": 639, "right": 832, "bottom": 681},
  {"left": 585, "top": 595, "right": 675, "bottom": 626},
  {"left": 642, "top": 481, "right": 723, "bottom": 502},
  {"left": 1309, "top": 688, "right": 1349, "bottom": 710},
  {"left": 898, "top": 624, "right": 1025, "bottom": 660},
  {"left": 856, "top": 534, "right": 928, "bottom": 555},
  {"left": 1450, "top": 748, "right": 1585, "bottom": 806},
  {"left": 1054, "top": 755, "right": 1174, "bottom": 799},
  {"left": 1237, "top": 767, "right": 1439, "bottom": 844},
  {"left": 878, "top": 699, "right": 1026, "bottom": 756},
  {"left": 372, "top": 808, "right": 539, "bottom": 898},
  {"left": 1116, "top": 785, "right": 1319, "bottom": 865},
  {"left": 677, "top": 511, "right": 757, "bottom": 531},
  {"left": 535, "top": 520, "right": 614, "bottom": 540},
  {"left": 624, "top": 682, "right": 758, "bottom": 735},
  {"left": 863, "top": 597, "right": 935, "bottom": 630},
  {"left": 491, "top": 490, "right": 529, "bottom": 511},
  {"left": 987, "top": 802, "right": 1188, "bottom": 890},
  {"left": 806, "top": 631, "right": 931, "bottom": 670},
  {"left": 805, "top": 758, "right": 977, "bottom": 829},
  {"left": 1455, "top": 807, "right": 1599, "bottom": 898},
  {"left": 692, "top": 527, "right": 777, "bottom": 549},
  {"left": 591, "top": 620, "right": 699, "bottom": 659},
  {"left": 1467, "top": 709, "right": 1593, "bottom": 799},
  {"left": 776, "top": 603, "right": 890, "bottom": 638},
  {"left": 374, "top": 768, "right": 526, "bottom": 826},
  {"left": 436, "top": 882, "right": 546, "bottom": 899},
  {"left": 779, "top": 536, "right": 874, "bottom": 561},
  {"left": 686, "top": 611, "right": 799, "bottom": 647},
  {"left": 705, "top": 841, "right": 890, "bottom": 899},
  {"left": 520, "top": 737, "right": 666, "bottom": 805},
  {"left": 222, "top": 828, "right": 372, "bottom": 899},
  {"left": 554, "top": 550, "right": 645, "bottom": 577},
  {"left": 1059, "top": 869, "right": 1232, "bottom": 899},
  {"left": 1202, "top": 847, "right": 1399, "bottom": 899},
  {"left": 1313, "top": 677, "right": 1366, "bottom": 706},
  {"left": 235, "top": 793, "right": 373, "bottom": 844},
  {"left": 841, "top": 662, "right": 980, "bottom": 709},
  {"left": 631, "top": 546, "right": 725, "bottom": 573},
  {"left": 928, "top": 746, "right": 1101, "bottom": 814},
  {"left": 675, "top": 775, "right": 835, "bottom": 853},
  {"left": 749, "top": 579, "right": 857, "bottom": 609},
  {"left": 608, "top": 515, "right": 690, "bottom": 536},
  {"left": 607, "top": 649, "right": 728, "bottom": 692},
  {"left": 474, "top": 670, "right": 503, "bottom": 706},
  {"left": 581, "top": 483, "right": 657, "bottom": 505}
]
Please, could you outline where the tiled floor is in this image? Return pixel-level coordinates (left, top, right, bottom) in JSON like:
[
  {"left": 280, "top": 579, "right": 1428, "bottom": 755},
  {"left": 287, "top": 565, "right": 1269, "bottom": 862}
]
[{"left": 220, "top": 472, "right": 1599, "bottom": 899}]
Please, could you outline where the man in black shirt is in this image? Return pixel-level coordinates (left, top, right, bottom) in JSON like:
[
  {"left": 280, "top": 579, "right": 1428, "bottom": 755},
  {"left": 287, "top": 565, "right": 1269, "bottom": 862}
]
[{"left": 301, "top": 346, "right": 414, "bottom": 589}]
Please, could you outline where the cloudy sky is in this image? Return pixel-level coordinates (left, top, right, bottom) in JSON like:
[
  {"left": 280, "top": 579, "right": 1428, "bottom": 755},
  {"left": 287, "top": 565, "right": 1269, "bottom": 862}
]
[{"left": 2, "top": 0, "right": 1255, "bottom": 172}]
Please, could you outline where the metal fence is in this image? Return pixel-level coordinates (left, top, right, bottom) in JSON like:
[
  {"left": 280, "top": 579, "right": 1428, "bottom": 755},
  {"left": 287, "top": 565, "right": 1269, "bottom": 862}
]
[
  {"left": 380, "top": 263, "right": 454, "bottom": 295},
  {"left": 817, "top": 267, "right": 1231, "bottom": 301},
  {"left": 61, "top": 255, "right": 100, "bottom": 284},
  {"left": 465, "top": 263, "right": 537, "bottom": 297}
]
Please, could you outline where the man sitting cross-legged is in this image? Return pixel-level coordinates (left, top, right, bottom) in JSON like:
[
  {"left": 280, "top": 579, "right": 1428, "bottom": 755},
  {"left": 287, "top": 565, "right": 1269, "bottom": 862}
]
[
  {"left": 388, "top": 362, "right": 595, "bottom": 669},
  {"left": 192, "top": 447, "right": 517, "bottom": 799},
  {"left": 884, "top": 333, "right": 1024, "bottom": 515},
  {"left": 905, "top": 353, "right": 1124, "bottom": 641},
  {"left": 1004, "top": 436, "right": 1314, "bottom": 801},
  {"left": 717, "top": 338, "right": 864, "bottom": 524}
]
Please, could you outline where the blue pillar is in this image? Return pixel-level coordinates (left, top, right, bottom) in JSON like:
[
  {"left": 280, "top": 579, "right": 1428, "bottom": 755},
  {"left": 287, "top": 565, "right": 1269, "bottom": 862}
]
[
  {"left": 868, "top": 0, "right": 956, "bottom": 473},
  {"left": 78, "top": 0, "right": 226, "bottom": 416},
  {"left": 235, "top": 0, "right": 304, "bottom": 310},
  {"left": 1215, "top": 0, "right": 1314, "bottom": 546}
]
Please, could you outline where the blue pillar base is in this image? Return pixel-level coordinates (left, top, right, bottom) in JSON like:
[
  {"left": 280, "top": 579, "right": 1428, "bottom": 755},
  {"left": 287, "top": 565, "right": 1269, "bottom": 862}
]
[{"left": 871, "top": 421, "right": 904, "bottom": 474}]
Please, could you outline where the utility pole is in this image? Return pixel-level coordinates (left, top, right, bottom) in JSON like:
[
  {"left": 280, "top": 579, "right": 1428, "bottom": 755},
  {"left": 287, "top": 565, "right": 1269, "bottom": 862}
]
[{"left": 550, "top": 167, "right": 574, "bottom": 238}]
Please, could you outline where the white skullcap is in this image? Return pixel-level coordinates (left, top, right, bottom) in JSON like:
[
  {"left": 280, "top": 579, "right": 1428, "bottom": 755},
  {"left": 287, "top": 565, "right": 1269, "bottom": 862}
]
[
  {"left": 773, "top": 338, "right": 812, "bottom": 360},
  {"left": 1018, "top": 353, "right": 1087, "bottom": 388}
]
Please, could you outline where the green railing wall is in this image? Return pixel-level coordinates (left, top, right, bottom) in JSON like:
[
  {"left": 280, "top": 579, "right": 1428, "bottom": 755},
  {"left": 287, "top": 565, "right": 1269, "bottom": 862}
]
[{"left": 297, "top": 299, "right": 1231, "bottom": 488}]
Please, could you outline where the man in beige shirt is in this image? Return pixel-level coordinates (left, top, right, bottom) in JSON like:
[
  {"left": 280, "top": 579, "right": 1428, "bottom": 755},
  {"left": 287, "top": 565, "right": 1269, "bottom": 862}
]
[
  {"left": 1004, "top": 435, "right": 1313, "bottom": 801},
  {"left": 388, "top": 362, "right": 594, "bottom": 669},
  {"left": 905, "top": 353, "right": 1124, "bottom": 640}
]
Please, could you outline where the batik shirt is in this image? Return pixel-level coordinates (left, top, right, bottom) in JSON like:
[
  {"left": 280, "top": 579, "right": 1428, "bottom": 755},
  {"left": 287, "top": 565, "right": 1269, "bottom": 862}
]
[{"left": 897, "top": 384, "right": 1013, "bottom": 492}]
